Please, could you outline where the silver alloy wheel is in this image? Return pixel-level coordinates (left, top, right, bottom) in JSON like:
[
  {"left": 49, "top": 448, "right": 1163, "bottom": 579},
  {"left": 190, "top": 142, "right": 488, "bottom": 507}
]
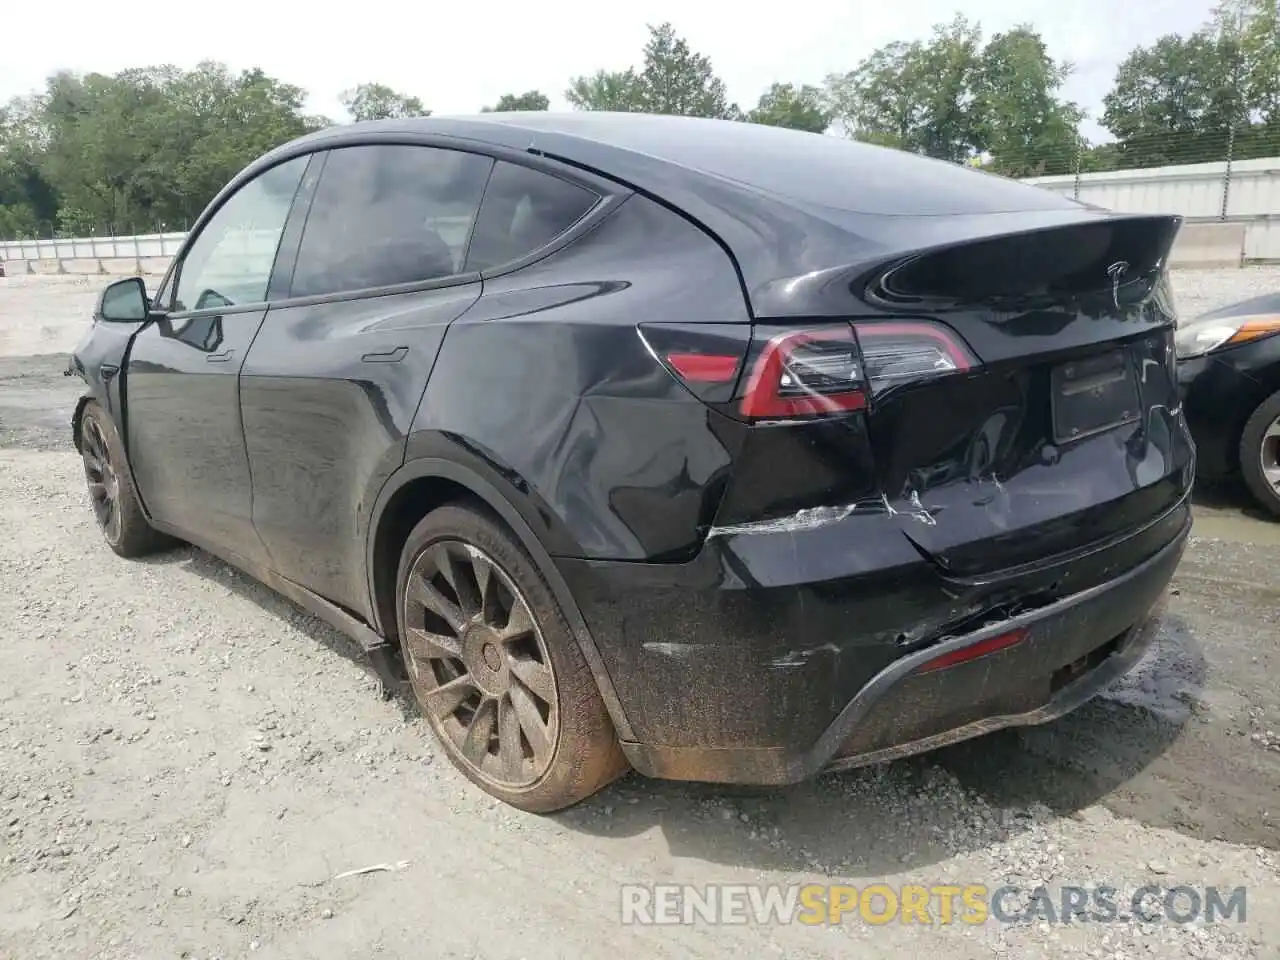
[
  {"left": 401, "top": 539, "right": 559, "bottom": 789},
  {"left": 1261, "top": 415, "right": 1280, "bottom": 495},
  {"left": 80, "top": 417, "right": 121, "bottom": 544}
]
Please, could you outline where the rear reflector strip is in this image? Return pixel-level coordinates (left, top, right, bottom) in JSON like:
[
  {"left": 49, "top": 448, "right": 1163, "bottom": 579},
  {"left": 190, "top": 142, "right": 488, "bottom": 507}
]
[{"left": 914, "top": 628, "right": 1029, "bottom": 673}]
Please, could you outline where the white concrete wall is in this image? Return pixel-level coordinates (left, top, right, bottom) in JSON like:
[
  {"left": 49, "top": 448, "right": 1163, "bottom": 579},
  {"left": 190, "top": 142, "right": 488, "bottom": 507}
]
[
  {"left": 0, "top": 232, "right": 185, "bottom": 262},
  {"left": 1024, "top": 156, "right": 1280, "bottom": 262},
  {"left": 0, "top": 233, "right": 183, "bottom": 277}
]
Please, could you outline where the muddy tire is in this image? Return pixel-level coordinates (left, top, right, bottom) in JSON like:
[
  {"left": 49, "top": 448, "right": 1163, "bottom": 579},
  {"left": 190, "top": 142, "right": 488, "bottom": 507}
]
[
  {"left": 1239, "top": 390, "right": 1280, "bottom": 520},
  {"left": 78, "top": 402, "right": 175, "bottom": 557},
  {"left": 395, "top": 503, "right": 628, "bottom": 812}
]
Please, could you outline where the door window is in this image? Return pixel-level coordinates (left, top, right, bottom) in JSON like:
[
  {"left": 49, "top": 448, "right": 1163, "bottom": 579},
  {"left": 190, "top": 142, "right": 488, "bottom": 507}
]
[
  {"left": 290, "top": 145, "right": 494, "bottom": 298},
  {"left": 465, "top": 161, "right": 599, "bottom": 271},
  {"left": 173, "top": 155, "right": 310, "bottom": 312}
]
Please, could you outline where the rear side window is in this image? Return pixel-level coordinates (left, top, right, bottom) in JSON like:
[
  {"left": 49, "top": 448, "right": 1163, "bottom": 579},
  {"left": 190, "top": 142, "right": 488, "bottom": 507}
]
[
  {"left": 290, "top": 145, "right": 494, "bottom": 298},
  {"left": 465, "top": 161, "right": 598, "bottom": 272}
]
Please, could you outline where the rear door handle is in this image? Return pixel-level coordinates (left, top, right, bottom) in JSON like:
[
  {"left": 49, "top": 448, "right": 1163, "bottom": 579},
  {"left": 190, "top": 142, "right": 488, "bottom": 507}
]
[
  {"left": 361, "top": 346, "right": 409, "bottom": 363},
  {"left": 206, "top": 349, "right": 235, "bottom": 363},
  {"left": 100, "top": 363, "right": 119, "bottom": 381}
]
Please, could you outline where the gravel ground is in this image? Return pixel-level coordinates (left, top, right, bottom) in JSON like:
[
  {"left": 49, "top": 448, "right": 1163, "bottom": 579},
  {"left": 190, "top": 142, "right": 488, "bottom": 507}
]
[{"left": 0, "top": 270, "right": 1278, "bottom": 959}]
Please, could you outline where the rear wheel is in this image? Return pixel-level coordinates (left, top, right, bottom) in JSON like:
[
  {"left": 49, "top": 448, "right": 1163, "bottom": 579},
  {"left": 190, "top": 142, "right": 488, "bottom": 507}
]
[
  {"left": 1239, "top": 391, "right": 1280, "bottom": 519},
  {"left": 395, "top": 504, "right": 627, "bottom": 812},
  {"left": 78, "top": 403, "right": 174, "bottom": 557}
]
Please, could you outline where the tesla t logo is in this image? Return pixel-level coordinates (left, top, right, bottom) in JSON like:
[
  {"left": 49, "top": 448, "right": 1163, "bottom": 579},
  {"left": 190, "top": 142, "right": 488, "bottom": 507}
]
[{"left": 1106, "top": 261, "right": 1129, "bottom": 310}]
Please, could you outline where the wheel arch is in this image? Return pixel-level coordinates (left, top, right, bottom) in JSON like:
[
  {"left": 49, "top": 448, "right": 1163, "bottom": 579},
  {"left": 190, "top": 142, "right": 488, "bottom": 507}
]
[
  {"left": 365, "top": 454, "right": 635, "bottom": 741},
  {"left": 71, "top": 394, "right": 93, "bottom": 451}
]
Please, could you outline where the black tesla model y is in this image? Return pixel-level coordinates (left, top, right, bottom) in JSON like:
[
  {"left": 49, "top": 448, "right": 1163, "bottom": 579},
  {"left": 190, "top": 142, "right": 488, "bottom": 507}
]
[{"left": 68, "top": 114, "right": 1194, "bottom": 812}]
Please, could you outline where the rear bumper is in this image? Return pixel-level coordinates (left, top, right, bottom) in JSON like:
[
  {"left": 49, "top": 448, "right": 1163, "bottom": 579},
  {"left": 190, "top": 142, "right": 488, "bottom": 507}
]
[{"left": 565, "top": 505, "right": 1189, "bottom": 786}]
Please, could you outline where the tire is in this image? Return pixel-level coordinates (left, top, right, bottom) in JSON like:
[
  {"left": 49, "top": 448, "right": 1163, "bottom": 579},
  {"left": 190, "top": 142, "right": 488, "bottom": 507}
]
[
  {"left": 1239, "top": 390, "right": 1280, "bottom": 519},
  {"left": 78, "top": 402, "right": 175, "bottom": 557},
  {"left": 395, "top": 503, "right": 628, "bottom": 812}
]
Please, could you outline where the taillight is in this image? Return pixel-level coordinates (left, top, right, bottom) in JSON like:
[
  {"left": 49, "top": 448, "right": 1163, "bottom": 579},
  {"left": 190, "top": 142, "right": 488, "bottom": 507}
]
[
  {"left": 855, "top": 321, "right": 976, "bottom": 396},
  {"left": 737, "top": 320, "right": 976, "bottom": 421},
  {"left": 740, "top": 328, "right": 866, "bottom": 418}
]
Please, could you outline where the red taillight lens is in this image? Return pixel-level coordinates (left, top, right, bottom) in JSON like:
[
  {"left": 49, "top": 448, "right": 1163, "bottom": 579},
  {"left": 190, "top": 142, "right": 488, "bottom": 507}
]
[
  {"left": 636, "top": 323, "right": 752, "bottom": 405},
  {"left": 740, "top": 327, "right": 866, "bottom": 418},
  {"left": 665, "top": 352, "right": 741, "bottom": 383},
  {"left": 737, "top": 320, "right": 976, "bottom": 420}
]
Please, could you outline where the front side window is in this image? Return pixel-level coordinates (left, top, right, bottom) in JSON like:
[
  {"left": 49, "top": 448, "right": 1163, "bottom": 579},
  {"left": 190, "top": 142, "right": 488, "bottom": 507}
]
[
  {"left": 174, "top": 155, "right": 309, "bottom": 312},
  {"left": 465, "top": 162, "right": 599, "bottom": 272},
  {"left": 290, "top": 145, "right": 494, "bottom": 298}
]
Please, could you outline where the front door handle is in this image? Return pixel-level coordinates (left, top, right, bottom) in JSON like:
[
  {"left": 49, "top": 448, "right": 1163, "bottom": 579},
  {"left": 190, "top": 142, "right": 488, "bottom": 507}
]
[
  {"left": 100, "top": 363, "right": 119, "bottom": 381},
  {"left": 206, "top": 349, "right": 235, "bottom": 363},
  {"left": 361, "top": 346, "right": 409, "bottom": 363}
]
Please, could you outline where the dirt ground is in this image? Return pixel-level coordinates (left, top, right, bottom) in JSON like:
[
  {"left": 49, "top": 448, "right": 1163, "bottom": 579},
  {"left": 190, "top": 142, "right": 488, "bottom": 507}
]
[{"left": 0, "top": 271, "right": 1278, "bottom": 960}]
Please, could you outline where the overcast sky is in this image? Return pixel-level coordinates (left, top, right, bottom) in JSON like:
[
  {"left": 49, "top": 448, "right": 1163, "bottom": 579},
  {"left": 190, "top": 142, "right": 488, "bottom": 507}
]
[{"left": 0, "top": 0, "right": 1216, "bottom": 142}]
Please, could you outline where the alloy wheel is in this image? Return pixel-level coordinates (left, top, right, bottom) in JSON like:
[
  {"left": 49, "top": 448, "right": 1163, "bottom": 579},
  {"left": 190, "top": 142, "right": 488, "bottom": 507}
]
[
  {"left": 1261, "top": 415, "right": 1280, "bottom": 495},
  {"left": 81, "top": 418, "right": 121, "bottom": 544},
  {"left": 402, "top": 540, "right": 559, "bottom": 789}
]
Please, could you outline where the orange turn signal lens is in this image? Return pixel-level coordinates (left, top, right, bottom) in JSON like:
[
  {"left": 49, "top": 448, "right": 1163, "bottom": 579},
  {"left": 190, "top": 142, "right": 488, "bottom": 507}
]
[{"left": 1224, "top": 315, "right": 1280, "bottom": 347}]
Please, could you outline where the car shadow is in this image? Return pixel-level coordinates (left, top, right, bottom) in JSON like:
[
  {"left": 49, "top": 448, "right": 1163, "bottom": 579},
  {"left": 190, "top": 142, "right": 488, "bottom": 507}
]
[
  {"left": 133, "top": 544, "right": 419, "bottom": 721},
  {"left": 136, "top": 541, "right": 1208, "bottom": 876},
  {"left": 555, "top": 612, "right": 1208, "bottom": 877},
  {"left": 1193, "top": 476, "right": 1275, "bottom": 522}
]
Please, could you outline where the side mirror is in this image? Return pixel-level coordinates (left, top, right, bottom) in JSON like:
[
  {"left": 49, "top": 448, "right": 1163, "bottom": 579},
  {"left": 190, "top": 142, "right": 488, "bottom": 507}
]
[{"left": 97, "top": 277, "right": 149, "bottom": 323}]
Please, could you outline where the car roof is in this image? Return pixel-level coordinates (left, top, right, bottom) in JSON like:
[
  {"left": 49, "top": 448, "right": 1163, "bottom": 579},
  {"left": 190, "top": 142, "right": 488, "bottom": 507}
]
[
  {"left": 255, "top": 113, "right": 1110, "bottom": 317},
  {"left": 293, "top": 112, "right": 1078, "bottom": 219}
]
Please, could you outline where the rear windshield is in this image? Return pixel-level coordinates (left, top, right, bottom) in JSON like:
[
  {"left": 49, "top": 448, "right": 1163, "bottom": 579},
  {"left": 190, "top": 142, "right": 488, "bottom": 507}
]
[{"left": 513, "top": 114, "right": 1079, "bottom": 217}]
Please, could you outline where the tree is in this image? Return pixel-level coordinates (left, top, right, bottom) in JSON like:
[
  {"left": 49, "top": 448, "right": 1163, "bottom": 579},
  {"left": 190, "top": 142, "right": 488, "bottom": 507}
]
[
  {"left": 1213, "top": 0, "right": 1280, "bottom": 128},
  {"left": 0, "top": 62, "right": 325, "bottom": 236},
  {"left": 634, "top": 22, "right": 739, "bottom": 118},
  {"left": 565, "top": 70, "right": 644, "bottom": 111},
  {"left": 483, "top": 90, "right": 550, "bottom": 112},
  {"left": 977, "top": 27, "right": 1083, "bottom": 175},
  {"left": 1093, "top": 0, "right": 1280, "bottom": 169},
  {"left": 1101, "top": 33, "right": 1243, "bottom": 166},
  {"left": 0, "top": 99, "right": 55, "bottom": 238},
  {"left": 1240, "top": 0, "right": 1280, "bottom": 123},
  {"left": 826, "top": 16, "right": 986, "bottom": 162},
  {"left": 825, "top": 16, "right": 1082, "bottom": 170},
  {"left": 566, "top": 23, "right": 739, "bottom": 118},
  {"left": 746, "top": 83, "right": 830, "bottom": 132},
  {"left": 340, "top": 82, "right": 429, "bottom": 122},
  {"left": 825, "top": 40, "right": 928, "bottom": 149}
]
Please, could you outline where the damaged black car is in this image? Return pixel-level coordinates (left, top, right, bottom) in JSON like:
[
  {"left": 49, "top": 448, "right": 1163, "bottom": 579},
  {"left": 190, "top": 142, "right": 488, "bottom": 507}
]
[{"left": 67, "top": 114, "right": 1193, "bottom": 812}]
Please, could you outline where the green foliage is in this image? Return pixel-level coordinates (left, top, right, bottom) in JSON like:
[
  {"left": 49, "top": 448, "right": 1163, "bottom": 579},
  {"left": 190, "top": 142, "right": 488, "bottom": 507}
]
[
  {"left": 565, "top": 70, "right": 644, "bottom": 112},
  {"left": 977, "top": 27, "right": 1083, "bottom": 176},
  {"left": 825, "top": 16, "right": 1082, "bottom": 173},
  {"left": 566, "top": 23, "right": 740, "bottom": 118},
  {"left": 1, "top": 63, "right": 324, "bottom": 237},
  {"left": 340, "top": 82, "right": 429, "bottom": 122},
  {"left": 746, "top": 83, "right": 830, "bottom": 132},
  {"left": 483, "top": 91, "right": 550, "bottom": 112},
  {"left": 0, "top": 101, "right": 53, "bottom": 237},
  {"left": 1088, "top": 0, "right": 1280, "bottom": 170}
]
